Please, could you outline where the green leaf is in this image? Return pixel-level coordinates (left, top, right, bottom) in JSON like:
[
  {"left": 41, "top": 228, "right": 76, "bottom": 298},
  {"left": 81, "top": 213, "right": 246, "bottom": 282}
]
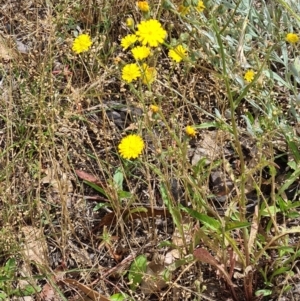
[
  {"left": 287, "top": 211, "right": 300, "bottom": 219},
  {"left": 180, "top": 206, "right": 221, "bottom": 231},
  {"left": 128, "top": 255, "right": 147, "bottom": 291},
  {"left": 84, "top": 181, "right": 107, "bottom": 197},
  {"left": 160, "top": 184, "right": 182, "bottom": 231},
  {"left": 93, "top": 203, "right": 111, "bottom": 211},
  {"left": 278, "top": 168, "right": 300, "bottom": 195},
  {"left": 14, "top": 284, "right": 42, "bottom": 296},
  {"left": 158, "top": 241, "right": 173, "bottom": 248},
  {"left": 255, "top": 289, "right": 272, "bottom": 297},
  {"left": 118, "top": 190, "right": 132, "bottom": 199},
  {"left": 195, "top": 122, "right": 218, "bottom": 129},
  {"left": 286, "top": 201, "right": 300, "bottom": 210},
  {"left": 288, "top": 161, "right": 297, "bottom": 170},
  {"left": 260, "top": 205, "right": 280, "bottom": 217},
  {"left": 225, "top": 221, "right": 250, "bottom": 232},
  {"left": 110, "top": 293, "right": 133, "bottom": 301},
  {"left": 0, "top": 291, "right": 7, "bottom": 299},
  {"left": 113, "top": 168, "right": 124, "bottom": 191},
  {"left": 286, "top": 140, "right": 300, "bottom": 163},
  {"left": 290, "top": 57, "right": 300, "bottom": 83},
  {"left": 4, "top": 258, "right": 16, "bottom": 278},
  {"left": 128, "top": 207, "right": 147, "bottom": 215},
  {"left": 270, "top": 266, "right": 290, "bottom": 281}
]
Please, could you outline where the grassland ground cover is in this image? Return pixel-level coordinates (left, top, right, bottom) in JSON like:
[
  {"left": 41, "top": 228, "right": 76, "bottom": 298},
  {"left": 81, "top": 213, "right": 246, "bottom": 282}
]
[{"left": 1, "top": 0, "right": 300, "bottom": 300}]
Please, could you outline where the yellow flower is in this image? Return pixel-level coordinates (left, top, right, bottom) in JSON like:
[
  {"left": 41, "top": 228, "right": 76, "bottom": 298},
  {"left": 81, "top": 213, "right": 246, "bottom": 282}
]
[
  {"left": 196, "top": 1, "right": 205, "bottom": 12},
  {"left": 178, "top": 5, "right": 190, "bottom": 16},
  {"left": 286, "top": 33, "right": 299, "bottom": 44},
  {"left": 137, "top": 1, "right": 150, "bottom": 12},
  {"left": 126, "top": 17, "right": 134, "bottom": 28},
  {"left": 150, "top": 105, "right": 159, "bottom": 113},
  {"left": 244, "top": 69, "right": 255, "bottom": 83},
  {"left": 185, "top": 126, "right": 196, "bottom": 137},
  {"left": 118, "top": 134, "right": 145, "bottom": 159},
  {"left": 168, "top": 45, "right": 187, "bottom": 62},
  {"left": 121, "top": 34, "right": 138, "bottom": 50},
  {"left": 72, "top": 34, "right": 92, "bottom": 54},
  {"left": 122, "top": 63, "right": 141, "bottom": 83},
  {"left": 136, "top": 19, "right": 167, "bottom": 47},
  {"left": 131, "top": 46, "right": 151, "bottom": 60},
  {"left": 141, "top": 63, "right": 156, "bottom": 85}
]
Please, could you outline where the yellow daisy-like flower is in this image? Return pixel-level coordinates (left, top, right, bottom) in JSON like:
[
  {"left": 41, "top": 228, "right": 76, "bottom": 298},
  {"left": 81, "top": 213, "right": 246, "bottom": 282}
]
[
  {"left": 178, "top": 5, "right": 190, "bottom": 16},
  {"left": 135, "top": 19, "right": 167, "bottom": 47},
  {"left": 72, "top": 34, "right": 92, "bottom": 54},
  {"left": 141, "top": 63, "right": 157, "bottom": 85},
  {"left": 185, "top": 126, "right": 196, "bottom": 137},
  {"left": 118, "top": 134, "right": 145, "bottom": 159},
  {"left": 196, "top": 1, "right": 205, "bottom": 12},
  {"left": 122, "top": 63, "right": 141, "bottom": 83},
  {"left": 121, "top": 34, "right": 138, "bottom": 50},
  {"left": 286, "top": 33, "right": 299, "bottom": 44},
  {"left": 168, "top": 45, "right": 187, "bottom": 63},
  {"left": 131, "top": 46, "right": 151, "bottom": 60},
  {"left": 244, "top": 69, "right": 255, "bottom": 83},
  {"left": 150, "top": 105, "right": 159, "bottom": 113},
  {"left": 137, "top": 1, "right": 150, "bottom": 12}
]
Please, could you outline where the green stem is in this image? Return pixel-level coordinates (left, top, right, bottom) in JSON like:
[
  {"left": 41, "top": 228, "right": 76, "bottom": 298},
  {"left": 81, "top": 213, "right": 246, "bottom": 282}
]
[{"left": 213, "top": 20, "right": 249, "bottom": 267}]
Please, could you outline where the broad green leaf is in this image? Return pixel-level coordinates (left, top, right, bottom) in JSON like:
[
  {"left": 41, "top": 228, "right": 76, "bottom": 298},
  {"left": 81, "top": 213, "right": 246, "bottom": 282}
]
[
  {"left": 0, "top": 291, "right": 7, "bottom": 299},
  {"left": 118, "top": 190, "right": 132, "bottom": 199},
  {"left": 288, "top": 161, "right": 297, "bottom": 170},
  {"left": 160, "top": 184, "right": 182, "bottom": 231},
  {"left": 195, "top": 122, "right": 218, "bottom": 129},
  {"left": 180, "top": 206, "right": 221, "bottom": 231},
  {"left": 225, "top": 221, "right": 250, "bottom": 232},
  {"left": 255, "top": 289, "right": 272, "bottom": 297},
  {"left": 260, "top": 205, "right": 280, "bottom": 217},
  {"left": 270, "top": 266, "right": 290, "bottom": 281},
  {"left": 113, "top": 168, "right": 123, "bottom": 191},
  {"left": 93, "top": 203, "right": 111, "bottom": 211},
  {"left": 14, "top": 284, "right": 41, "bottom": 296},
  {"left": 286, "top": 201, "right": 300, "bottom": 210},
  {"left": 290, "top": 57, "right": 300, "bottom": 83},
  {"left": 158, "top": 241, "right": 173, "bottom": 248},
  {"left": 110, "top": 293, "right": 133, "bottom": 301},
  {"left": 128, "top": 255, "right": 147, "bottom": 291},
  {"left": 287, "top": 212, "right": 300, "bottom": 219},
  {"left": 128, "top": 207, "right": 147, "bottom": 215},
  {"left": 4, "top": 258, "right": 16, "bottom": 278},
  {"left": 278, "top": 168, "right": 300, "bottom": 195},
  {"left": 84, "top": 181, "right": 107, "bottom": 197}
]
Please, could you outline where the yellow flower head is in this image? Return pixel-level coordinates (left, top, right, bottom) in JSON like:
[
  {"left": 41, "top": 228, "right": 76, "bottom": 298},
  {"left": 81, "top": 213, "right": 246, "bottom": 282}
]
[
  {"left": 286, "top": 33, "right": 299, "bottom": 44},
  {"left": 126, "top": 17, "right": 134, "bottom": 28},
  {"left": 131, "top": 46, "right": 151, "bottom": 60},
  {"left": 122, "top": 63, "right": 141, "bottom": 83},
  {"left": 244, "top": 69, "right": 255, "bottom": 83},
  {"left": 150, "top": 105, "right": 159, "bottom": 113},
  {"left": 137, "top": 1, "right": 150, "bottom": 12},
  {"left": 168, "top": 45, "right": 187, "bottom": 63},
  {"left": 178, "top": 4, "right": 190, "bottom": 16},
  {"left": 135, "top": 19, "right": 167, "bottom": 47},
  {"left": 121, "top": 34, "right": 138, "bottom": 50},
  {"left": 196, "top": 1, "right": 205, "bottom": 12},
  {"left": 118, "top": 134, "right": 145, "bottom": 159},
  {"left": 141, "top": 63, "right": 156, "bottom": 85},
  {"left": 185, "top": 126, "right": 196, "bottom": 137},
  {"left": 72, "top": 34, "right": 92, "bottom": 54}
]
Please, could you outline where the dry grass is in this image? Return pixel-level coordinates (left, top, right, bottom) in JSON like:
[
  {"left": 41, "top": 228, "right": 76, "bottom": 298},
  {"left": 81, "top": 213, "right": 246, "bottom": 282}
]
[{"left": 1, "top": 0, "right": 300, "bottom": 300}]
